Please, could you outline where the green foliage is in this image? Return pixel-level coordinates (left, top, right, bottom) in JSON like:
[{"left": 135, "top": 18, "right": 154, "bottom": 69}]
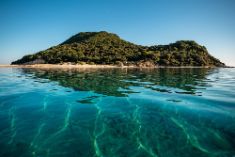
[{"left": 11, "top": 32, "right": 225, "bottom": 66}]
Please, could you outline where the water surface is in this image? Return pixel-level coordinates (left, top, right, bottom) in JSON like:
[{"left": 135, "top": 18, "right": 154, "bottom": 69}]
[{"left": 0, "top": 68, "right": 235, "bottom": 157}]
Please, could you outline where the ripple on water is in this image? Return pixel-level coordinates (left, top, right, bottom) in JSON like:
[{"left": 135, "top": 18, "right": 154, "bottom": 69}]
[{"left": 0, "top": 68, "right": 235, "bottom": 157}]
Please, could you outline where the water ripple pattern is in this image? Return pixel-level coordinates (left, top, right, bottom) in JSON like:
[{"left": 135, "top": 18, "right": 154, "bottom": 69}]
[{"left": 0, "top": 67, "right": 235, "bottom": 157}]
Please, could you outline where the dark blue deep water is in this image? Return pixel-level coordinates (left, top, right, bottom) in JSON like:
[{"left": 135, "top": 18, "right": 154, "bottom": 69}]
[{"left": 0, "top": 68, "right": 235, "bottom": 157}]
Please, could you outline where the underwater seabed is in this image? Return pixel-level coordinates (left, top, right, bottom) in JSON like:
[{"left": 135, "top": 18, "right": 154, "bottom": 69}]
[{"left": 0, "top": 68, "right": 235, "bottom": 157}]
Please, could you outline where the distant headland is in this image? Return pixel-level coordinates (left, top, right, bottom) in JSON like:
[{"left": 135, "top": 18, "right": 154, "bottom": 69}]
[{"left": 11, "top": 31, "right": 225, "bottom": 68}]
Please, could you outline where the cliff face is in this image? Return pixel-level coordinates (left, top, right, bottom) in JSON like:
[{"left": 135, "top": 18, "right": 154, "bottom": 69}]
[{"left": 12, "top": 31, "right": 225, "bottom": 66}]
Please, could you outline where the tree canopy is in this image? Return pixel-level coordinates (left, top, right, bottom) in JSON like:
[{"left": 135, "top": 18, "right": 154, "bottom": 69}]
[{"left": 12, "top": 31, "right": 225, "bottom": 66}]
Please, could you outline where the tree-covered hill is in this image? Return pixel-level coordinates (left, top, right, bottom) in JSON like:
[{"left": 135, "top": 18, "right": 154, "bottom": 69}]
[{"left": 11, "top": 31, "right": 225, "bottom": 66}]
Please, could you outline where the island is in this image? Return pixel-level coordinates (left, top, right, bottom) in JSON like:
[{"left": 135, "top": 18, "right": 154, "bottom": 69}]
[{"left": 11, "top": 31, "right": 225, "bottom": 68}]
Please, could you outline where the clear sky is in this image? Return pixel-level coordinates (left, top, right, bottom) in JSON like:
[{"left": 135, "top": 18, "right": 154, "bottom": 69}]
[{"left": 1, "top": 0, "right": 235, "bottom": 65}]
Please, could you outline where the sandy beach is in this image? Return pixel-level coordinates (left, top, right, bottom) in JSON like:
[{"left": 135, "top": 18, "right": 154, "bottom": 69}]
[
  {"left": 0, "top": 64, "right": 132, "bottom": 69},
  {"left": 0, "top": 64, "right": 224, "bottom": 69}
]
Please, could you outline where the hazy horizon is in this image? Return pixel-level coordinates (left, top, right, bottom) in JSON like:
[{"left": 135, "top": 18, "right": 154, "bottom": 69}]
[{"left": 1, "top": 0, "right": 235, "bottom": 66}]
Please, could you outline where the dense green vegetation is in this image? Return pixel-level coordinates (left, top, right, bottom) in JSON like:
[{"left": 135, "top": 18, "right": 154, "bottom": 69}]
[{"left": 12, "top": 31, "right": 225, "bottom": 66}]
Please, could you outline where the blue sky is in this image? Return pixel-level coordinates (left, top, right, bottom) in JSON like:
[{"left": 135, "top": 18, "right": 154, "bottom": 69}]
[{"left": 1, "top": 0, "right": 235, "bottom": 65}]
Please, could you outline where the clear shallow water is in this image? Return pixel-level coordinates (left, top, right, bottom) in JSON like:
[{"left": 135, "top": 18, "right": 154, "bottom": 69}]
[{"left": 0, "top": 68, "right": 235, "bottom": 157}]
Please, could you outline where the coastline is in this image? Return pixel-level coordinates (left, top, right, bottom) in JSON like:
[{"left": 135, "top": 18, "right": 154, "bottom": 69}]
[
  {"left": 0, "top": 64, "right": 229, "bottom": 69},
  {"left": 0, "top": 64, "right": 118, "bottom": 69}
]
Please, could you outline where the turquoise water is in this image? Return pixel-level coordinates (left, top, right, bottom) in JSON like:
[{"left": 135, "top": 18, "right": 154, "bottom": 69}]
[{"left": 0, "top": 68, "right": 235, "bottom": 157}]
